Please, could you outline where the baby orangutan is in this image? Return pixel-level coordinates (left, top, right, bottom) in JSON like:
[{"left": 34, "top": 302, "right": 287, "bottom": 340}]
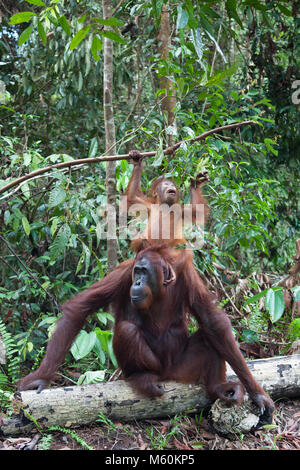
[{"left": 123, "top": 150, "right": 209, "bottom": 252}]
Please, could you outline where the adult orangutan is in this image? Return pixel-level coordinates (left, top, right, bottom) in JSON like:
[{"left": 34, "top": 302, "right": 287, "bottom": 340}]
[
  {"left": 123, "top": 150, "right": 209, "bottom": 252},
  {"left": 19, "top": 245, "right": 274, "bottom": 426}
]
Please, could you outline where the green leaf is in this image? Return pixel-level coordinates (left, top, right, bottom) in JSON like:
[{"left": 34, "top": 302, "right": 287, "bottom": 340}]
[
  {"left": 9, "top": 12, "right": 36, "bottom": 24},
  {"left": 91, "top": 35, "right": 102, "bottom": 61},
  {"left": 49, "top": 224, "right": 71, "bottom": 259},
  {"left": 292, "top": 286, "right": 300, "bottom": 302},
  {"left": 78, "top": 15, "right": 86, "bottom": 24},
  {"left": 240, "top": 329, "right": 259, "bottom": 343},
  {"left": 18, "top": 24, "right": 33, "bottom": 45},
  {"left": 94, "top": 17, "right": 124, "bottom": 27},
  {"left": 0, "top": 105, "right": 16, "bottom": 113},
  {"left": 153, "top": 140, "right": 164, "bottom": 167},
  {"left": 264, "top": 138, "right": 278, "bottom": 156},
  {"left": 277, "top": 4, "right": 292, "bottom": 16},
  {"left": 25, "top": 0, "right": 45, "bottom": 5},
  {"left": 89, "top": 137, "right": 98, "bottom": 157},
  {"left": 205, "top": 61, "right": 240, "bottom": 87},
  {"left": 107, "top": 336, "right": 117, "bottom": 367},
  {"left": 58, "top": 15, "right": 71, "bottom": 36},
  {"left": 22, "top": 216, "right": 31, "bottom": 236},
  {"left": 37, "top": 20, "right": 47, "bottom": 45},
  {"left": 96, "top": 312, "right": 114, "bottom": 326},
  {"left": 289, "top": 318, "right": 300, "bottom": 341},
  {"left": 82, "top": 242, "right": 91, "bottom": 275},
  {"left": 50, "top": 217, "right": 59, "bottom": 237},
  {"left": 265, "top": 288, "right": 285, "bottom": 323},
  {"left": 94, "top": 328, "right": 117, "bottom": 367},
  {"left": 244, "top": 0, "right": 266, "bottom": 11},
  {"left": 191, "top": 28, "right": 204, "bottom": 63},
  {"left": 77, "top": 370, "right": 106, "bottom": 385},
  {"left": 23, "top": 152, "right": 31, "bottom": 166},
  {"left": 176, "top": 5, "right": 189, "bottom": 29},
  {"left": 48, "top": 184, "right": 66, "bottom": 208},
  {"left": 152, "top": 0, "right": 164, "bottom": 21},
  {"left": 225, "top": 0, "right": 243, "bottom": 28},
  {"left": 244, "top": 288, "right": 269, "bottom": 305},
  {"left": 205, "top": 30, "right": 226, "bottom": 63},
  {"left": 77, "top": 71, "right": 83, "bottom": 91},
  {"left": 71, "top": 331, "right": 97, "bottom": 360},
  {"left": 69, "top": 25, "right": 90, "bottom": 51},
  {"left": 99, "top": 30, "right": 126, "bottom": 44},
  {"left": 93, "top": 335, "right": 106, "bottom": 363}
]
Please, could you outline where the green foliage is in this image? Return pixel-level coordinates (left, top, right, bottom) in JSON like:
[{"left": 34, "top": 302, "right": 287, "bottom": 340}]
[
  {"left": 265, "top": 288, "right": 285, "bottom": 323},
  {"left": 245, "top": 286, "right": 300, "bottom": 324},
  {"left": 47, "top": 426, "right": 94, "bottom": 450},
  {"left": 38, "top": 434, "right": 54, "bottom": 451},
  {"left": 9, "top": 12, "right": 37, "bottom": 25},
  {"left": 288, "top": 319, "right": 300, "bottom": 342},
  {"left": 0, "top": 320, "right": 20, "bottom": 384},
  {"left": 70, "top": 325, "right": 116, "bottom": 368},
  {"left": 145, "top": 414, "right": 184, "bottom": 450},
  {"left": 77, "top": 370, "right": 106, "bottom": 385}
]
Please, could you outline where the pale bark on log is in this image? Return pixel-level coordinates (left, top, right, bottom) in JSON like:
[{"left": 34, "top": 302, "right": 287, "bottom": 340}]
[{"left": 1, "top": 354, "right": 299, "bottom": 436}]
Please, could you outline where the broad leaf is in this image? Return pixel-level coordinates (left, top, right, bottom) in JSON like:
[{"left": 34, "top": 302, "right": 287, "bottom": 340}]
[
  {"left": 22, "top": 216, "right": 31, "bottom": 236},
  {"left": 25, "top": 0, "right": 45, "bottom": 5},
  {"left": 191, "top": 28, "right": 204, "bottom": 63},
  {"left": 37, "top": 21, "right": 47, "bottom": 46},
  {"left": 244, "top": 288, "right": 269, "bottom": 305},
  {"left": 49, "top": 224, "right": 71, "bottom": 259},
  {"left": 241, "top": 329, "right": 259, "bottom": 343},
  {"left": 265, "top": 288, "right": 285, "bottom": 323},
  {"left": 77, "top": 370, "right": 106, "bottom": 385},
  {"left": 89, "top": 137, "right": 98, "bottom": 157},
  {"left": 100, "top": 30, "right": 126, "bottom": 44},
  {"left": 292, "top": 286, "right": 300, "bottom": 301},
  {"left": 69, "top": 25, "right": 90, "bottom": 51},
  {"left": 71, "top": 331, "right": 97, "bottom": 360},
  {"left": 48, "top": 185, "right": 66, "bottom": 208},
  {"left": 58, "top": 15, "right": 71, "bottom": 36},
  {"left": 205, "top": 30, "right": 227, "bottom": 63},
  {"left": 18, "top": 24, "right": 33, "bottom": 45},
  {"left": 9, "top": 12, "right": 36, "bottom": 24},
  {"left": 153, "top": 141, "right": 164, "bottom": 167},
  {"left": 176, "top": 5, "right": 189, "bottom": 29},
  {"left": 94, "top": 17, "right": 124, "bottom": 27},
  {"left": 91, "top": 35, "right": 102, "bottom": 61},
  {"left": 225, "top": 0, "right": 243, "bottom": 28}
]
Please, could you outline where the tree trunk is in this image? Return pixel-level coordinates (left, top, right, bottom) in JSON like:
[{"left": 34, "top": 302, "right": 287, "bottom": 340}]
[
  {"left": 157, "top": 3, "right": 177, "bottom": 138},
  {"left": 103, "top": 0, "right": 117, "bottom": 273},
  {"left": 2, "top": 354, "right": 299, "bottom": 436}
]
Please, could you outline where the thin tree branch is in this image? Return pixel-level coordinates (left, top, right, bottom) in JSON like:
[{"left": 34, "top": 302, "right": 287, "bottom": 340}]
[
  {"left": 0, "top": 234, "right": 60, "bottom": 311},
  {"left": 0, "top": 120, "right": 258, "bottom": 197}
]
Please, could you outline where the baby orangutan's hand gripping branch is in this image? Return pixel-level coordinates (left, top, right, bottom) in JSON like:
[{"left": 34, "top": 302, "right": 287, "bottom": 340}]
[{"left": 19, "top": 246, "right": 274, "bottom": 427}]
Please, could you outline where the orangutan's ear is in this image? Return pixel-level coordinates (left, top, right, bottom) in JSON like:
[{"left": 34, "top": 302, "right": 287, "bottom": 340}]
[{"left": 163, "top": 263, "right": 176, "bottom": 286}]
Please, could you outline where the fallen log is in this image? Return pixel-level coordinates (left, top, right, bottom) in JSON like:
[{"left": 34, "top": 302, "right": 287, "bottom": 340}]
[{"left": 1, "top": 354, "right": 299, "bottom": 436}]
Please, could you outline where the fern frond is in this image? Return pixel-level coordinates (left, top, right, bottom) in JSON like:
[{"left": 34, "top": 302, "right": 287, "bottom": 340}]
[{"left": 0, "top": 320, "right": 20, "bottom": 383}]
